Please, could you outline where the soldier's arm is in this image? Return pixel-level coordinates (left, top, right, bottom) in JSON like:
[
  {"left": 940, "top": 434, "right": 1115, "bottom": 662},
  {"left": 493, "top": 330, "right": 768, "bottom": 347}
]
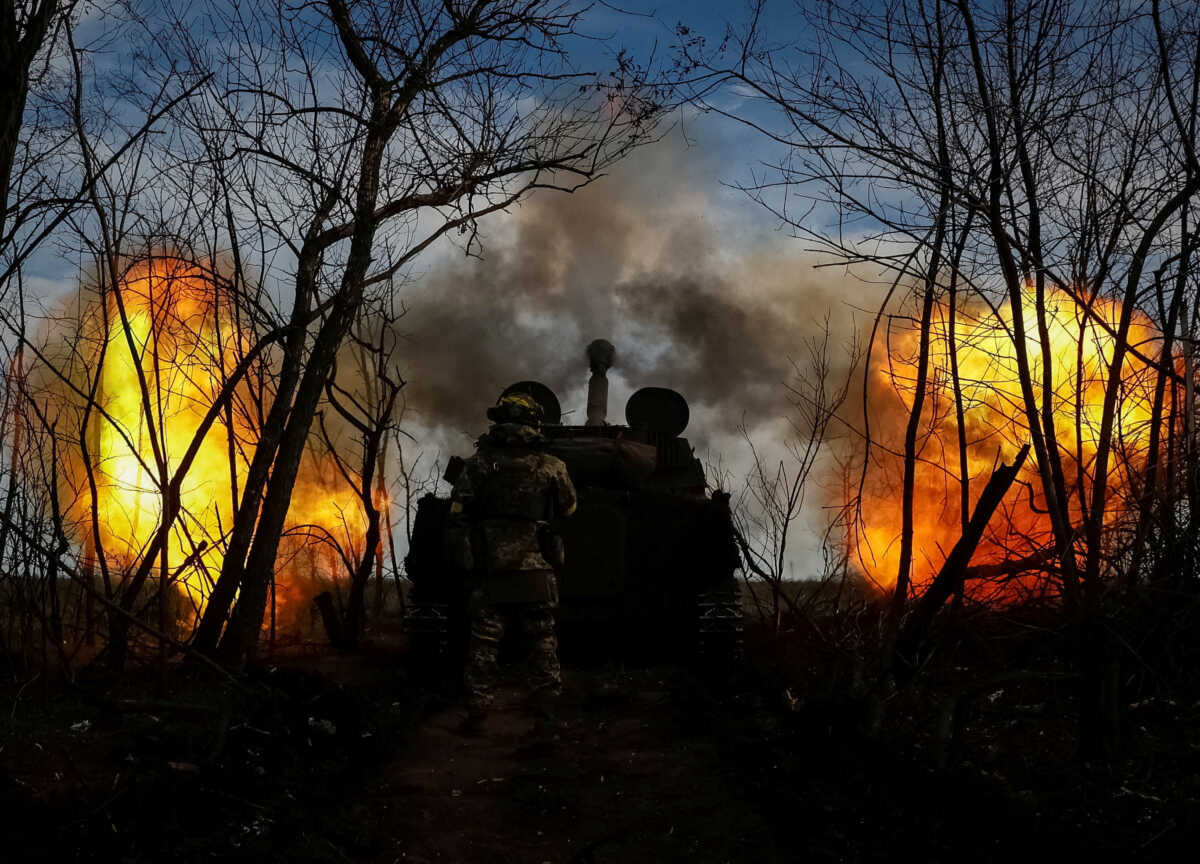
[{"left": 555, "top": 462, "right": 578, "bottom": 517}]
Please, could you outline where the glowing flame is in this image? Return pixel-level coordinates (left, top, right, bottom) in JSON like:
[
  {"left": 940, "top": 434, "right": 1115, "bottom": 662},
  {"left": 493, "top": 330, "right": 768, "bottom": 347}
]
[
  {"left": 855, "top": 285, "right": 1163, "bottom": 600},
  {"left": 64, "top": 258, "right": 368, "bottom": 632}
]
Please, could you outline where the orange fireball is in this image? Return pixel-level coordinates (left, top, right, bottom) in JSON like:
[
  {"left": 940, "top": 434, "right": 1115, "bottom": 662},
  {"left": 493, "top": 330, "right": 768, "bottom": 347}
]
[
  {"left": 62, "top": 257, "right": 368, "bottom": 633},
  {"left": 854, "top": 285, "right": 1163, "bottom": 600}
]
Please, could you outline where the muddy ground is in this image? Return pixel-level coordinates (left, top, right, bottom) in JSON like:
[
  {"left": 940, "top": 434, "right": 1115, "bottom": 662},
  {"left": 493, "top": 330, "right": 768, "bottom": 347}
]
[{"left": 2, "top": 646, "right": 1198, "bottom": 862}]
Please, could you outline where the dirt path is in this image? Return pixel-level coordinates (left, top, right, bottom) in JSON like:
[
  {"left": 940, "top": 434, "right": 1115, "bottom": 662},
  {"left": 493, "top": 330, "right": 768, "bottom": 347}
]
[{"left": 365, "top": 666, "right": 777, "bottom": 864}]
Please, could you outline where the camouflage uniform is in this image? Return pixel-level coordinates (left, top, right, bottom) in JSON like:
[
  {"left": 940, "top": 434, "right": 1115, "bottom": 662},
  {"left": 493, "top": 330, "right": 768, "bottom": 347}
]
[{"left": 449, "top": 419, "right": 577, "bottom": 713}]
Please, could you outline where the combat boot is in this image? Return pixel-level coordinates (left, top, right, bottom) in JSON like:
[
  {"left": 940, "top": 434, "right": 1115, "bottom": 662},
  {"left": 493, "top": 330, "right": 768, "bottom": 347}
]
[{"left": 517, "top": 689, "right": 560, "bottom": 757}]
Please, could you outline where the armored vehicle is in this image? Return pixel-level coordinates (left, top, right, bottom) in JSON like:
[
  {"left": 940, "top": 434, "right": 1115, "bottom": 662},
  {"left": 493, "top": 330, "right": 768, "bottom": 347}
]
[{"left": 404, "top": 342, "right": 743, "bottom": 668}]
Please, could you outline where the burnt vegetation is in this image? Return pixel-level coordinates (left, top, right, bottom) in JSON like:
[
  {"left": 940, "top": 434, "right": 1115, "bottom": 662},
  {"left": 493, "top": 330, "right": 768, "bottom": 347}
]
[{"left": 1, "top": 1, "right": 1200, "bottom": 862}]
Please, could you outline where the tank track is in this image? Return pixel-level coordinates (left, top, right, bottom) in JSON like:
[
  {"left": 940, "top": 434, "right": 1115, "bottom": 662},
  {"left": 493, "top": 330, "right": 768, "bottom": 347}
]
[{"left": 696, "top": 587, "right": 744, "bottom": 664}]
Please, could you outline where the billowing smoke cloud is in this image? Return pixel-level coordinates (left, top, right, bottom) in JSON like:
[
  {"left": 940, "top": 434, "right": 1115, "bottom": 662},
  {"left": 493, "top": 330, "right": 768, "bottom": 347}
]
[{"left": 399, "top": 133, "right": 863, "bottom": 450}]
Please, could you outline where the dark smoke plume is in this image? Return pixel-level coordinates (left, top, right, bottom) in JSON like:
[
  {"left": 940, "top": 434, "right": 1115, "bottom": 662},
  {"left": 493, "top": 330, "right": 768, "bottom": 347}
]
[{"left": 400, "top": 137, "right": 862, "bottom": 446}]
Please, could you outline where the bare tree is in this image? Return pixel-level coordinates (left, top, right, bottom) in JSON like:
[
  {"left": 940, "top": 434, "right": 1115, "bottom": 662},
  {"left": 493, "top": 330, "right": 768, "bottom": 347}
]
[
  {"left": 314, "top": 299, "right": 405, "bottom": 645},
  {"left": 0, "top": 2, "right": 210, "bottom": 674},
  {"left": 1, "top": 0, "right": 68, "bottom": 262},
  {"left": 731, "top": 320, "right": 854, "bottom": 632},
  {"left": 682, "top": 0, "right": 1200, "bottom": 756}
]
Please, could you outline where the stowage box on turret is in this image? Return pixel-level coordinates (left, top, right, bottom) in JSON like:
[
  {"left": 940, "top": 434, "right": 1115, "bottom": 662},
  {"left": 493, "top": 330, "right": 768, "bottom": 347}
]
[{"left": 404, "top": 343, "right": 743, "bottom": 669}]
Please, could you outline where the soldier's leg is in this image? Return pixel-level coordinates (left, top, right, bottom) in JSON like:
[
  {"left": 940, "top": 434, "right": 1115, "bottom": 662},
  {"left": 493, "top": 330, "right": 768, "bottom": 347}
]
[
  {"left": 464, "top": 590, "right": 504, "bottom": 713},
  {"left": 520, "top": 600, "right": 562, "bottom": 699}
]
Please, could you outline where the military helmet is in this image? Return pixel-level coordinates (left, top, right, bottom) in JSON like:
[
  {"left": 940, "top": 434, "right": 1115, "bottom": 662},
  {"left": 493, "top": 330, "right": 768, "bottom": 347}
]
[{"left": 486, "top": 392, "right": 543, "bottom": 427}]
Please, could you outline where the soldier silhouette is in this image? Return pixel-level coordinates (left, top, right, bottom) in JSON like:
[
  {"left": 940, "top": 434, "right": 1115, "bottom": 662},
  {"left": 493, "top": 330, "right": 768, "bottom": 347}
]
[{"left": 447, "top": 392, "right": 577, "bottom": 741}]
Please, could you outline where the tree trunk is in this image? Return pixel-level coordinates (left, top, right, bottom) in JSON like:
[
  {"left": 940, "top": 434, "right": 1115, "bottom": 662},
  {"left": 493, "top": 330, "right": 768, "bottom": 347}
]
[
  {"left": 192, "top": 246, "right": 323, "bottom": 652},
  {"left": 345, "top": 516, "right": 382, "bottom": 646},
  {"left": 314, "top": 591, "right": 348, "bottom": 650},
  {"left": 0, "top": 1, "right": 58, "bottom": 242},
  {"left": 219, "top": 296, "right": 361, "bottom": 661},
  {"left": 894, "top": 445, "right": 1030, "bottom": 674}
]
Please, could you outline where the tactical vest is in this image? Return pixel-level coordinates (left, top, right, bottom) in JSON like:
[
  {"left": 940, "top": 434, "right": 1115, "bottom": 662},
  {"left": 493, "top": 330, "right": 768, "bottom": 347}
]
[
  {"left": 464, "top": 447, "right": 567, "bottom": 605},
  {"left": 474, "top": 450, "right": 556, "bottom": 521}
]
